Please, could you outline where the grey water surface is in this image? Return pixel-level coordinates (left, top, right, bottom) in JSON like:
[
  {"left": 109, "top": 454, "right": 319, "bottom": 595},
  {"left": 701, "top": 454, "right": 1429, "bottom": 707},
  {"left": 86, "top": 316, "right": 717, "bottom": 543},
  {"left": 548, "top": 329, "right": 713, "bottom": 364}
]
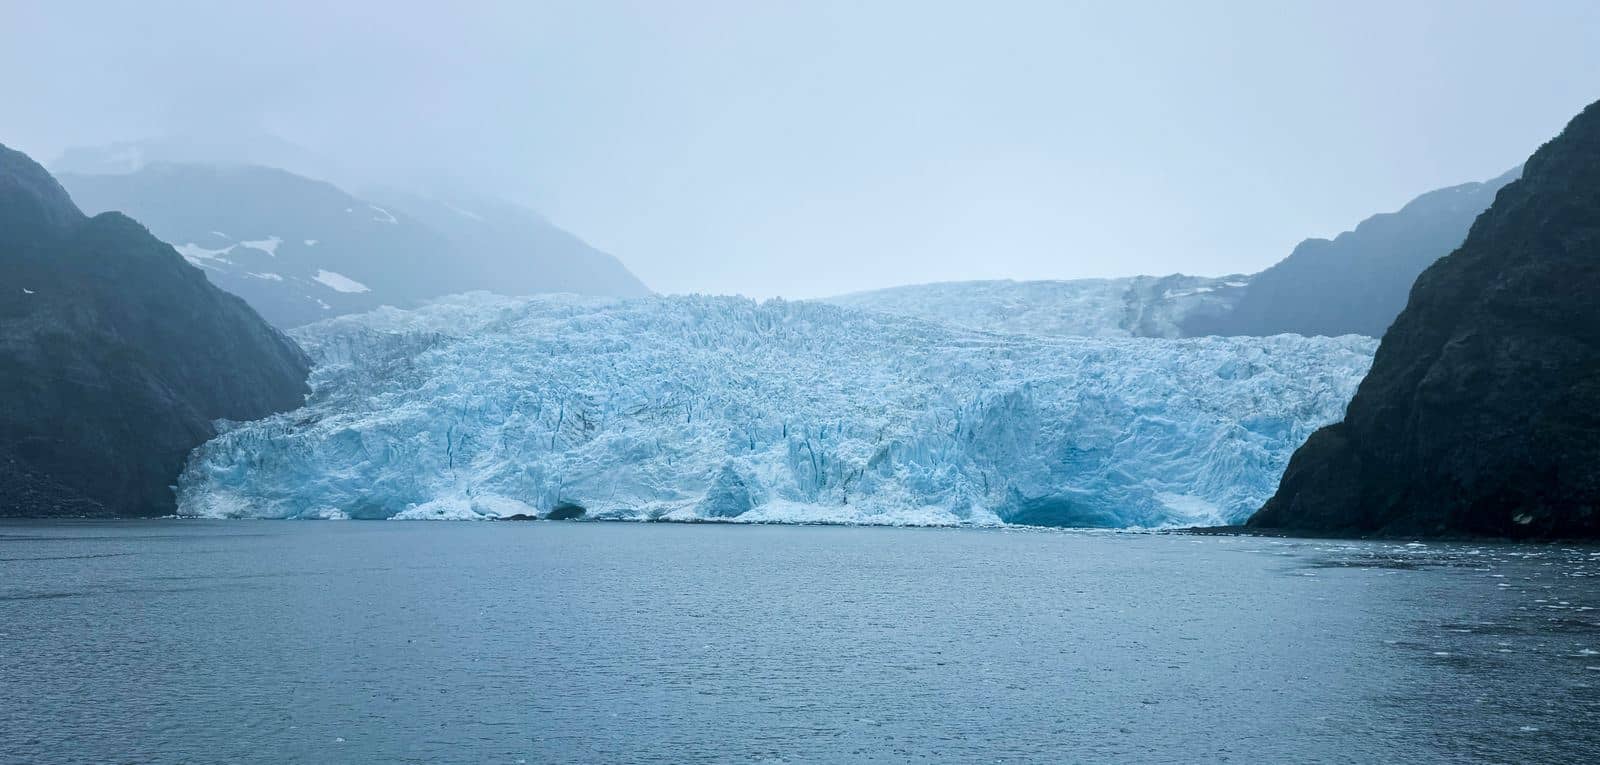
[{"left": 2, "top": 521, "right": 1598, "bottom": 764}]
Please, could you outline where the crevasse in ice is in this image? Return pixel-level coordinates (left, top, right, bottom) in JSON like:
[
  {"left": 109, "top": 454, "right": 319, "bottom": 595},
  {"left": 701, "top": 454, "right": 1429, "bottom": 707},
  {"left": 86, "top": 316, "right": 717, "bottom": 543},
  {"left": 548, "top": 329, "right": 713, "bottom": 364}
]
[{"left": 177, "top": 293, "right": 1374, "bottom": 526}]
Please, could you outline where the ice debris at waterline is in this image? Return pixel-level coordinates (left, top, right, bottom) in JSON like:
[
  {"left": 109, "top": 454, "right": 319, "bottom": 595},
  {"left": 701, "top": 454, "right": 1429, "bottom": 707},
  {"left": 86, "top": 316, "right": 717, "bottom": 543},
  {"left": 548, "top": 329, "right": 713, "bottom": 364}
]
[{"left": 177, "top": 293, "right": 1375, "bottom": 526}]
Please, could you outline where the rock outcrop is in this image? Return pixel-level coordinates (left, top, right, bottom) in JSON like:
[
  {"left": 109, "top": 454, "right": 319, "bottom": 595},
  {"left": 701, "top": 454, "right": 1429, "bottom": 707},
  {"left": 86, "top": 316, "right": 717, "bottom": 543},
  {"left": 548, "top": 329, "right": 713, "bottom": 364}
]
[
  {"left": 1250, "top": 100, "right": 1600, "bottom": 537},
  {"left": 0, "top": 144, "right": 310, "bottom": 516}
]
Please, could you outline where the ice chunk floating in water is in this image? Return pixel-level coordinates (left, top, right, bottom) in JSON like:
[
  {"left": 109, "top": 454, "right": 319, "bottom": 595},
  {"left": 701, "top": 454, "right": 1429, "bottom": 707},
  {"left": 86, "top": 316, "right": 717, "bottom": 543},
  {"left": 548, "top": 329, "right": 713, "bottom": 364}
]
[{"left": 178, "top": 293, "right": 1375, "bottom": 526}]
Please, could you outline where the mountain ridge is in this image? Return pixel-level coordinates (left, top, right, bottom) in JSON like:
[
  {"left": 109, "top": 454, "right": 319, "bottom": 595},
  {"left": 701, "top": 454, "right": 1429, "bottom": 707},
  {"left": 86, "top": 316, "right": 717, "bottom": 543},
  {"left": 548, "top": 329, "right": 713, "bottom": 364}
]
[
  {"left": 1185, "top": 166, "right": 1520, "bottom": 338},
  {"left": 58, "top": 161, "right": 649, "bottom": 328},
  {"left": 832, "top": 169, "right": 1517, "bottom": 341}
]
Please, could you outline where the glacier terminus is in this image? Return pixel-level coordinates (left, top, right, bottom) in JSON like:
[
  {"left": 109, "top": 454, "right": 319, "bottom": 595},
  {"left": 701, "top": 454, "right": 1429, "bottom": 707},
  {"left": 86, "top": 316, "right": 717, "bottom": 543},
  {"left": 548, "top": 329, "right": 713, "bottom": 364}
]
[{"left": 178, "top": 293, "right": 1375, "bottom": 527}]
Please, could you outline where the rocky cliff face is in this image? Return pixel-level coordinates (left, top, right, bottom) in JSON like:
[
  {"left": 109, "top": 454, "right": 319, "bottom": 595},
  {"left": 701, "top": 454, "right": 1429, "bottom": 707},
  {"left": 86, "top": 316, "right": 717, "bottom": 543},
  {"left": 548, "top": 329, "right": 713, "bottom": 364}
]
[
  {"left": 1186, "top": 167, "right": 1519, "bottom": 339},
  {"left": 1249, "top": 100, "right": 1600, "bottom": 538},
  {"left": 0, "top": 144, "right": 310, "bottom": 516}
]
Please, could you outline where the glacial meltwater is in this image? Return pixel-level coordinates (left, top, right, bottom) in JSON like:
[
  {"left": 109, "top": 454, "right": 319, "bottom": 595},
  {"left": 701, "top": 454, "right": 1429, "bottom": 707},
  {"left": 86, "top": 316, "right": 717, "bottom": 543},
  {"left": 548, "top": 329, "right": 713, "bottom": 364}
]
[{"left": 2, "top": 522, "right": 1598, "bottom": 764}]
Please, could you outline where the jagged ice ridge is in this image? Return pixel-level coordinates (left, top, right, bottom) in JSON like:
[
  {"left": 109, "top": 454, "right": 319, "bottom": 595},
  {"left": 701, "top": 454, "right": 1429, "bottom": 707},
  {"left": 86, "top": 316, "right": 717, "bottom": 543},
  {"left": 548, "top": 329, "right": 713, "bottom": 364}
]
[{"left": 824, "top": 274, "right": 1249, "bottom": 338}]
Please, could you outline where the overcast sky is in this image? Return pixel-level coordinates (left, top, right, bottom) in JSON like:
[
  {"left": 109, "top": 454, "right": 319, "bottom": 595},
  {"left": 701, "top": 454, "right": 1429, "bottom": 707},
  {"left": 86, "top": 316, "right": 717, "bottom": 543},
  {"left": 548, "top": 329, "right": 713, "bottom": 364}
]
[{"left": 5, "top": 1, "right": 1598, "bottom": 298}]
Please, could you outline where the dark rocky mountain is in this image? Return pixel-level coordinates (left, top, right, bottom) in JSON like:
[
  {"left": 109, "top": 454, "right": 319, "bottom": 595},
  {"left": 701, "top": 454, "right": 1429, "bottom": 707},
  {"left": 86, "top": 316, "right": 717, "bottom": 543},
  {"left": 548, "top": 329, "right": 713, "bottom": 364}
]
[
  {"left": 0, "top": 144, "right": 310, "bottom": 517},
  {"left": 1186, "top": 167, "right": 1520, "bottom": 338},
  {"left": 1249, "top": 99, "right": 1600, "bottom": 538}
]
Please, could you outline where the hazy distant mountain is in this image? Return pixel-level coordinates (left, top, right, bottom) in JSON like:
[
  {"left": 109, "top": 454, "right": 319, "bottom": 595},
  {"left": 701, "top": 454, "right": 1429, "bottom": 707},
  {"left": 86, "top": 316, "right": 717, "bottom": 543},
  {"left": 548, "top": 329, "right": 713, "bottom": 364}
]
[
  {"left": 53, "top": 133, "right": 342, "bottom": 182},
  {"left": 1185, "top": 167, "right": 1520, "bottom": 338},
  {"left": 836, "top": 170, "right": 1517, "bottom": 342},
  {"left": 1251, "top": 100, "right": 1600, "bottom": 538},
  {"left": 58, "top": 162, "right": 650, "bottom": 327},
  {"left": 366, "top": 188, "right": 650, "bottom": 301},
  {"left": 59, "top": 163, "right": 453, "bottom": 327},
  {"left": 0, "top": 144, "right": 309, "bottom": 517},
  {"left": 824, "top": 274, "right": 1248, "bottom": 338}
]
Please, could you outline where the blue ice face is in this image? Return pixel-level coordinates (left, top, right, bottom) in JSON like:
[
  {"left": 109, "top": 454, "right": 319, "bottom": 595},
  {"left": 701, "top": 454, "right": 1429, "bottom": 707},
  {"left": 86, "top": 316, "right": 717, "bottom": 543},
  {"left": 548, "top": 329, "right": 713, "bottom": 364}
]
[{"left": 178, "top": 292, "right": 1374, "bottom": 527}]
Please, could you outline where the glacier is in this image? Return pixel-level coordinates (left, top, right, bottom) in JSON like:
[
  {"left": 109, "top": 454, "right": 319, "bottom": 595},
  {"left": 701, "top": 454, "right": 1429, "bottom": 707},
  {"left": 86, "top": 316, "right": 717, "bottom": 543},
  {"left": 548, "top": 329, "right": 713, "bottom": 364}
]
[
  {"left": 177, "top": 293, "right": 1375, "bottom": 527},
  {"left": 824, "top": 274, "right": 1250, "bottom": 338}
]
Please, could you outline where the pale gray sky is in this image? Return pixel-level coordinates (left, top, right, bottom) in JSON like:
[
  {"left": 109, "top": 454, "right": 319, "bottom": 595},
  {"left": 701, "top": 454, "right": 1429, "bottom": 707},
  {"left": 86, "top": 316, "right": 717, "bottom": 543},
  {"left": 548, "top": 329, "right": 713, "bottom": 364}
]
[{"left": 5, "top": 1, "right": 1597, "bottom": 298}]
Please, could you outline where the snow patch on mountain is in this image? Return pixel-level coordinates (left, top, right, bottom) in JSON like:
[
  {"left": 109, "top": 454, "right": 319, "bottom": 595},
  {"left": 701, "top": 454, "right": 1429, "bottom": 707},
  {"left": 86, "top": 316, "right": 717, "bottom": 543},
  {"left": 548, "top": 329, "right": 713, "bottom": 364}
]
[
  {"left": 178, "top": 293, "right": 1374, "bottom": 527},
  {"left": 443, "top": 202, "right": 484, "bottom": 221},
  {"left": 313, "top": 269, "right": 371, "bottom": 293},
  {"left": 239, "top": 236, "right": 281, "bottom": 256},
  {"left": 175, "top": 242, "right": 235, "bottom": 266}
]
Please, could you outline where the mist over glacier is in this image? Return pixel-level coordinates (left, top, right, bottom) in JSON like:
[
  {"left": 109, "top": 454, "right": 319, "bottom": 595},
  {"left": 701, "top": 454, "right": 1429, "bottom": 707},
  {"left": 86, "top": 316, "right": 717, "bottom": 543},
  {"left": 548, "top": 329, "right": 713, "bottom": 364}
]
[{"left": 178, "top": 293, "right": 1375, "bottom": 527}]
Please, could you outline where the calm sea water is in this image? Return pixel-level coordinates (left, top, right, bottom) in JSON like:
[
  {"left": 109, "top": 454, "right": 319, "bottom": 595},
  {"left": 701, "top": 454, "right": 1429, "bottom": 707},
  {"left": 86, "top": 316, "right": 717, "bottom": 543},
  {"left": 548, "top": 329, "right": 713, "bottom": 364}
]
[{"left": 2, "top": 521, "right": 1599, "bottom": 764}]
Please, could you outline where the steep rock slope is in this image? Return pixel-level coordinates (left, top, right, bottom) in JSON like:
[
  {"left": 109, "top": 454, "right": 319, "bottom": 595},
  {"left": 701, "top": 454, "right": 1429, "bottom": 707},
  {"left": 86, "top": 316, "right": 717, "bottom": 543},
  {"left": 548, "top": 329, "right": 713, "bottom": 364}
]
[
  {"left": 0, "top": 144, "right": 310, "bottom": 516},
  {"left": 825, "top": 274, "right": 1248, "bottom": 338},
  {"left": 58, "top": 163, "right": 649, "bottom": 328},
  {"left": 179, "top": 293, "right": 1373, "bottom": 526},
  {"left": 1187, "top": 167, "right": 1519, "bottom": 338},
  {"left": 1250, "top": 100, "right": 1600, "bottom": 537}
]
